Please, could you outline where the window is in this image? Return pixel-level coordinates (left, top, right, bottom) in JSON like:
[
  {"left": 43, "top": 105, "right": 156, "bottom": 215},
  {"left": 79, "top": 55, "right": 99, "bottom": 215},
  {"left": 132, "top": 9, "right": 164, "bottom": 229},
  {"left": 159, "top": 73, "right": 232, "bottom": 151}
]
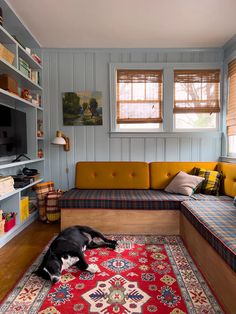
[
  {"left": 174, "top": 70, "right": 220, "bottom": 130},
  {"left": 227, "top": 59, "right": 236, "bottom": 155},
  {"left": 116, "top": 70, "right": 163, "bottom": 130}
]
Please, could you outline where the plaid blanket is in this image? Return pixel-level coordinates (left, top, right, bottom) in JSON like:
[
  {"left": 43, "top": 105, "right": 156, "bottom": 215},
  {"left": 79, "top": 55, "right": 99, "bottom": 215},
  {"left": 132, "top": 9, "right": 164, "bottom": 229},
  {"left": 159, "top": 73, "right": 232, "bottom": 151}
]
[{"left": 181, "top": 200, "right": 236, "bottom": 272}]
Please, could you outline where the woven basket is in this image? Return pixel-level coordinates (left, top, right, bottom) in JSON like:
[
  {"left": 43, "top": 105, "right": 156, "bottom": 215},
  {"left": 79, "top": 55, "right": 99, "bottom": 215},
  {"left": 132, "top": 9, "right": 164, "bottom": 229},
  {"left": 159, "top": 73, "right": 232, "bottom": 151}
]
[{"left": 0, "top": 43, "right": 15, "bottom": 64}]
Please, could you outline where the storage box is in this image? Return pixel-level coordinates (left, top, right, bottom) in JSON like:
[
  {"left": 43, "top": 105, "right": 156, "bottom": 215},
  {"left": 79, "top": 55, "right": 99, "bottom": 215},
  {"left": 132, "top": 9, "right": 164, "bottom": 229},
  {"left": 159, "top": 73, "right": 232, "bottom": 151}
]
[
  {"left": 4, "top": 215, "right": 16, "bottom": 232},
  {"left": 0, "top": 43, "right": 15, "bottom": 64},
  {"left": 20, "top": 196, "right": 29, "bottom": 221},
  {"left": 0, "top": 74, "right": 18, "bottom": 94}
]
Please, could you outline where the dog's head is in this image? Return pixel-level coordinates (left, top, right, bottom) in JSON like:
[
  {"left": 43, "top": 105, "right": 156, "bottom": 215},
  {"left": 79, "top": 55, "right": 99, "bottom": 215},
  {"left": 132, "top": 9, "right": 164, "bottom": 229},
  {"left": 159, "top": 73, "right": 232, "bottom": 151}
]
[{"left": 35, "top": 254, "right": 61, "bottom": 284}]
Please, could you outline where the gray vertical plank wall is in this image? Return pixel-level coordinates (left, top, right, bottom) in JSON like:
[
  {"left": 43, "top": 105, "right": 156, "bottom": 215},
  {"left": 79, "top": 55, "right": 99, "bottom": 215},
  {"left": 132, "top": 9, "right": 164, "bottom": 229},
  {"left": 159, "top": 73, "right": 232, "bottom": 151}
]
[{"left": 43, "top": 48, "right": 223, "bottom": 189}]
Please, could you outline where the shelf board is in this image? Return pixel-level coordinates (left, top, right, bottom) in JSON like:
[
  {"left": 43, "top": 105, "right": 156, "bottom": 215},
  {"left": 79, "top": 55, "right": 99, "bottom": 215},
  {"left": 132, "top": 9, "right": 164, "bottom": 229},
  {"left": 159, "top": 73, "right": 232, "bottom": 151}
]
[
  {"left": 0, "top": 211, "right": 38, "bottom": 248},
  {"left": 18, "top": 45, "right": 42, "bottom": 70},
  {"left": 0, "top": 178, "right": 43, "bottom": 201},
  {"left": 0, "top": 25, "right": 17, "bottom": 45},
  {"left": 0, "top": 158, "right": 44, "bottom": 170},
  {"left": 0, "top": 58, "right": 42, "bottom": 91},
  {"left": 0, "top": 88, "right": 42, "bottom": 110}
]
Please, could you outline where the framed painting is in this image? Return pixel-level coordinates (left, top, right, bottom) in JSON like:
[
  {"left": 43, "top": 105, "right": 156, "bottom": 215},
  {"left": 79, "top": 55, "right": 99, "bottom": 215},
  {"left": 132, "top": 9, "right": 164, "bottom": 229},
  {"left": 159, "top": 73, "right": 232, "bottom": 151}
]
[{"left": 63, "top": 91, "right": 103, "bottom": 126}]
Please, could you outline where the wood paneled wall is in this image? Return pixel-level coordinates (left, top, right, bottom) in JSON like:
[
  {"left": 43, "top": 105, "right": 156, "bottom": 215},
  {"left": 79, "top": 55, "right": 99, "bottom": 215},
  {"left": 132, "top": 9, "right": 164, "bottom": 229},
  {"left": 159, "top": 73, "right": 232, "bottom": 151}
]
[{"left": 42, "top": 48, "right": 223, "bottom": 189}]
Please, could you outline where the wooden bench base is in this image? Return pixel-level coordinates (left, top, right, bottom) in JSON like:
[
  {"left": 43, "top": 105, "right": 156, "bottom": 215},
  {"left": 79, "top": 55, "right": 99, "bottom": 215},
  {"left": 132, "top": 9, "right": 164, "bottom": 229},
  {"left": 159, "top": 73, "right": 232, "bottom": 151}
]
[
  {"left": 61, "top": 208, "right": 180, "bottom": 235},
  {"left": 180, "top": 214, "right": 236, "bottom": 314}
]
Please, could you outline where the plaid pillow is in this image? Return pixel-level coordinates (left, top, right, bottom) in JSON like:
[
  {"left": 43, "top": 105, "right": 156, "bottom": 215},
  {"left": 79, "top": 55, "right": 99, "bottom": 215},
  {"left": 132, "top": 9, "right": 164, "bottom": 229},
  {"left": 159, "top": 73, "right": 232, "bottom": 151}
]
[{"left": 192, "top": 167, "right": 222, "bottom": 195}]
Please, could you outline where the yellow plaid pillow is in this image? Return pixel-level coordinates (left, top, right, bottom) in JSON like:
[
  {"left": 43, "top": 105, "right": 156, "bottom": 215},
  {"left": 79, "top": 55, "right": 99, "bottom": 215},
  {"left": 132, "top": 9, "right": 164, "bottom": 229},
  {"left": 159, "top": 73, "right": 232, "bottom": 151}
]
[{"left": 192, "top": 168, "right": 222, "bottom": 195}]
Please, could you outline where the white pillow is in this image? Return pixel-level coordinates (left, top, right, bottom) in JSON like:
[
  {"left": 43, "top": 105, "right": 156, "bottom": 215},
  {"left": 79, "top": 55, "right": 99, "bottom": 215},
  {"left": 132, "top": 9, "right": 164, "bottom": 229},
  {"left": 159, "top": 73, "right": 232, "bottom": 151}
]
[{"left": 164, "top": 171, "right": 205, "bottom": 196}]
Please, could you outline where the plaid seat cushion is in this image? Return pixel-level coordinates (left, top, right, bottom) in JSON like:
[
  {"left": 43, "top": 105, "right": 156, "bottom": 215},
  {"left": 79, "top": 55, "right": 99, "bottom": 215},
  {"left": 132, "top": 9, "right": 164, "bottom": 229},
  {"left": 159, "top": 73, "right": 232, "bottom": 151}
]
[
  {"left": 59, "top": 189, "right": 191, "bottom": 210},
  {"left": 181, "top": 200, "right": 236, "bottom": 271},
  {"left": 189, "top": 193, "right": 232, "bottom": 201}
]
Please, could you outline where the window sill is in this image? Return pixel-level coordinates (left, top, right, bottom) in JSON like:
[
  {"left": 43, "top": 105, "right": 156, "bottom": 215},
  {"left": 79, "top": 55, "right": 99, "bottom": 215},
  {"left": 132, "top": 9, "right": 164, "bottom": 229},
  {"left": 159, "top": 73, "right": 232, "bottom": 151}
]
[
  {"left": 109, "top": 131, "right": 222, "bottom": 138},
  {"left": 219, "top": 156, "right": 236, "bottom": 163}
]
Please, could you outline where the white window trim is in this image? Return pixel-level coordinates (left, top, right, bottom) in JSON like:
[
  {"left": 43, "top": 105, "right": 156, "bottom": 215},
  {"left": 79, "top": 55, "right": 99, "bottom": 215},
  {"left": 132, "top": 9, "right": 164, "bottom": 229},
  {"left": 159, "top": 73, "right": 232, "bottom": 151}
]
[{"left": 109, "top": 62, "right": 222, "bottom": 135}]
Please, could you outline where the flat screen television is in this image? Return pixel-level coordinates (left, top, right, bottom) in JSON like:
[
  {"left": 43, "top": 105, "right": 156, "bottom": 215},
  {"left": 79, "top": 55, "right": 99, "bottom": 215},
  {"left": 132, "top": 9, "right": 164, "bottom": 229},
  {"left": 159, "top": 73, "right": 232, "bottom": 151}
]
[{"left": 0, "top": 104, "right": 27, "bottom": 158}]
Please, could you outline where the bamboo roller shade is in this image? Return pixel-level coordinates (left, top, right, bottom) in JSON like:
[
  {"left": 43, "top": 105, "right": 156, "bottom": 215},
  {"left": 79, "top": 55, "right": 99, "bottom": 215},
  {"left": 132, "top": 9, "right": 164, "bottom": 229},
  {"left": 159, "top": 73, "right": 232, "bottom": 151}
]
[
  {"left": 227, "top": 59, "right": 236, "bottom": 136},
  {"left": 174, "top": 69, "right": 220, "bottom": 113},
  {"left": 117, "top": 70, "right": 163, "bottom": 124}
]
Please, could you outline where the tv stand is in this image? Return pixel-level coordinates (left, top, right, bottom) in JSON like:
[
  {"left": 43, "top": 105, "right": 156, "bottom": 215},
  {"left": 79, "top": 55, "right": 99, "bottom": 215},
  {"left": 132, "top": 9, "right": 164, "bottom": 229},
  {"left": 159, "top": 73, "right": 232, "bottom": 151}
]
[{"left": 12, "top": 154, "right": 31, "bottom": 163}]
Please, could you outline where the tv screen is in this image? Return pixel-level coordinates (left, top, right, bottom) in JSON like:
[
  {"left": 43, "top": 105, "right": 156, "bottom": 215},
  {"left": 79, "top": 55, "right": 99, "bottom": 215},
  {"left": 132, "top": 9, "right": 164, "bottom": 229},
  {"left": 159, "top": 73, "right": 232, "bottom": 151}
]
[{"left": 0, "top": 105, "right": 27, "bottom": 157}]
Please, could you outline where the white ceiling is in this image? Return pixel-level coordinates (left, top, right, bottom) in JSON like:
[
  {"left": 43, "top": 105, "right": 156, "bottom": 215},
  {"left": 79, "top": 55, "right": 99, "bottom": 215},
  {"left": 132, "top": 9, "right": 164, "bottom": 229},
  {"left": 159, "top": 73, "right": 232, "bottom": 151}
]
[{"left": 6, "top": 0, "right": 236, "bottom": 48}]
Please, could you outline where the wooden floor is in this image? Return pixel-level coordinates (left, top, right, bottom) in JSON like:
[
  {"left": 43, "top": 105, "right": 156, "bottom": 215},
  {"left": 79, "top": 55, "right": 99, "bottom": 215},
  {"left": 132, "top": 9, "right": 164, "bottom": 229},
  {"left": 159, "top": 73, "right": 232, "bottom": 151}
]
[{"left": 0, "top": 220, "right": 60, "bottom": 301}]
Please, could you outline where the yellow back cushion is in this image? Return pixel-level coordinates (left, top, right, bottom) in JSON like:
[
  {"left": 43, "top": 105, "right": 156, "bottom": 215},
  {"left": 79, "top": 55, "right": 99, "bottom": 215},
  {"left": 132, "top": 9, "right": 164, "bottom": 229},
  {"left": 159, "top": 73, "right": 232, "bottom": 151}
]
[
  {"left": 217, "top": 162, "right": 236, "bottom": 198},
  {"left": 75, "top": 162, "right": 150, "bottom": 189},
  {"left": 150, "top": 162, "right": 218, "bottom": 189}
]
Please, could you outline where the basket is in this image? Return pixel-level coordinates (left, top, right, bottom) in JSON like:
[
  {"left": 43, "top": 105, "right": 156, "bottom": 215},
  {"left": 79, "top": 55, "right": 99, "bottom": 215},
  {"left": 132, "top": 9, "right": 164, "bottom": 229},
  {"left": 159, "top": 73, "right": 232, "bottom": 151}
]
[
  {"left": 0, "top": 43, "right": 15, "bottom": 65},
  {"left": 4, "top": 215, "right": 16, "bottom": 232}
]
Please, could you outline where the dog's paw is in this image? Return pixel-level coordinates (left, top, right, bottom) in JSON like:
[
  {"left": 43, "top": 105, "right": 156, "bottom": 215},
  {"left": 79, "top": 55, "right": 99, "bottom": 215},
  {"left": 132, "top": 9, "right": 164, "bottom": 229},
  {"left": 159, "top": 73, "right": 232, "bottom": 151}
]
[{"left": 87, "top": 264, "right": 101, "bottom": 273}]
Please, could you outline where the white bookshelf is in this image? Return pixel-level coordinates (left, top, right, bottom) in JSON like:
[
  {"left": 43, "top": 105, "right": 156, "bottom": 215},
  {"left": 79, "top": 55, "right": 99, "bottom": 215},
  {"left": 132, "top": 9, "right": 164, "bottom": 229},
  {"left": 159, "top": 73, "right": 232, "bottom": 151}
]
[{"left": 0, "top": 8, "right": 44, "bottom": 247}]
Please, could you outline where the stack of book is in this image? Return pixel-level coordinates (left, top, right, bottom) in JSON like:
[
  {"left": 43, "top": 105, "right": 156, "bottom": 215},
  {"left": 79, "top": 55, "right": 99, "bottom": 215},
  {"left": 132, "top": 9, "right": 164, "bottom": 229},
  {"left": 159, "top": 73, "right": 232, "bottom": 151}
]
[
  {"left": 0, "top": 176, "right": 15, "bottom": 196},
  {"left": 19, "top": 57, "right": 30, "bottom": 78}
]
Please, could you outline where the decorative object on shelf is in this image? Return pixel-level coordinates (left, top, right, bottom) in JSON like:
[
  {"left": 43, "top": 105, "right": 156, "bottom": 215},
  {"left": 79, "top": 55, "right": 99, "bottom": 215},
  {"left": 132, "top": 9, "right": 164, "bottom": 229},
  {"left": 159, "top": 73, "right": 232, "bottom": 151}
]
[
  {"left": 25, "top": 47, "right": 31, "bottom": 54},
  {"left": 21, "top": 88, "right": 31, "bottom": 100},
  {"left": 0, "top": 43, "right": 15, "bottom": 64},
  {"left": 51, "top": 130, "right": 70, "bottom": 151},
  {"left": 63, "top": 91, "right": 103, "bottom": 126},
  {"left": 0, "top": 74, "right": 18, "bottom": 94},
  {"left": 31, "top": 93, "right": 41, "bottom": 106},
  {"left": 31, "top": 70, "right": 40, "bottom": 85},
  {"left": 0, "top": 176, "right": 15, "bottom": 196},
  {"left": 3, "top": 212, "right": 16, "bottom": 232},
  {"left": 38, "top": 148, "right": 44, "bottom": 158},
  {"left": 37, "top": 119, "right": 44, "bottom": 137},
  {"left": 31, "top": 53, "right": 41, "bottom": 64}
]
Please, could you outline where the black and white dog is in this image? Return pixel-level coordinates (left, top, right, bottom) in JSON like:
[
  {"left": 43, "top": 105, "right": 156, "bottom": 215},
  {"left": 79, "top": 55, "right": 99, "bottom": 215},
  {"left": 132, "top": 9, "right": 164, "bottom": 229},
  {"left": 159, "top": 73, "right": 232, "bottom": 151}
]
[{"left": 35, "top": 225, "right": 117, "bottom": 284}]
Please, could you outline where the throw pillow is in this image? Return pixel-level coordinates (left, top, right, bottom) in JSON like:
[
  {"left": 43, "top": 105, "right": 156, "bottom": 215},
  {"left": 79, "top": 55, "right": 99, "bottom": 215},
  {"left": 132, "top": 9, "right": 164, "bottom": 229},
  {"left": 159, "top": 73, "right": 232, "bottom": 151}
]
[
  {"left": 164, "top": 171, "right": 205, "bottom": 196},
  {"left": 192, "top": 167, "right": 222, "bottom": 195}
]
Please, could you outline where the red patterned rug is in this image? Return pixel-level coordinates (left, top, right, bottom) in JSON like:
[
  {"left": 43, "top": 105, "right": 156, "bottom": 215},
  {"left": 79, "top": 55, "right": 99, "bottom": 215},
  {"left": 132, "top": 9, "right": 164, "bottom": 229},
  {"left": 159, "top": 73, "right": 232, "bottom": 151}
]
[{"left": 0, "top": 235, "right": 223, "bottom": 314}]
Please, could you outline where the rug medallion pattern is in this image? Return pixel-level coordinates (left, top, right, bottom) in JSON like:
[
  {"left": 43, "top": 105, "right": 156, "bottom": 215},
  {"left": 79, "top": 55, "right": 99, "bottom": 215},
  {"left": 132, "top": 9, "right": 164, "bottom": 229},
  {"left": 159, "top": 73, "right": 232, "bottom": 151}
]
[{"left": 0, "top": 236, "right": 223, "bottom": 313}]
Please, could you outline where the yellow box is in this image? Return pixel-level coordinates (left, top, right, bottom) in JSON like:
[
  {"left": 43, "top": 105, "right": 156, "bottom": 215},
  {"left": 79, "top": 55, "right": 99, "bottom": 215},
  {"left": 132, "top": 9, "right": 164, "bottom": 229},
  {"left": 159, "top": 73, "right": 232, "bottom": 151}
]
[
  {"left": 0, "top": 43, "right": 15, "bottom": 64},
  {"left": 20, "top": 196, "right": 29, "bottom": 222}
]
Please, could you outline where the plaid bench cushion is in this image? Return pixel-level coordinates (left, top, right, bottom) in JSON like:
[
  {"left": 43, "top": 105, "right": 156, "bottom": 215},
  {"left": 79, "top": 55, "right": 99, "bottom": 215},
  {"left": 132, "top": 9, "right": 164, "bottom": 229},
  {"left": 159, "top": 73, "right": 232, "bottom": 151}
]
[
  {"left": 181, "top": 200, "right": 236, "bottom": 271},
  {"left": 59, "top": 189, "right": 191, "bottom": 210}
]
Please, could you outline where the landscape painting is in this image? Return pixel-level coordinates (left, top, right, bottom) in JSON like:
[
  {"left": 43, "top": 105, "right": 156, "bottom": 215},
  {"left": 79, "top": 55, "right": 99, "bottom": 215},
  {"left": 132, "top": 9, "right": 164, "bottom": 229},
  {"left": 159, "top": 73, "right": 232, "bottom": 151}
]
[{"left": 63, "top": 91, "right": 103, "bottom": 126}]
